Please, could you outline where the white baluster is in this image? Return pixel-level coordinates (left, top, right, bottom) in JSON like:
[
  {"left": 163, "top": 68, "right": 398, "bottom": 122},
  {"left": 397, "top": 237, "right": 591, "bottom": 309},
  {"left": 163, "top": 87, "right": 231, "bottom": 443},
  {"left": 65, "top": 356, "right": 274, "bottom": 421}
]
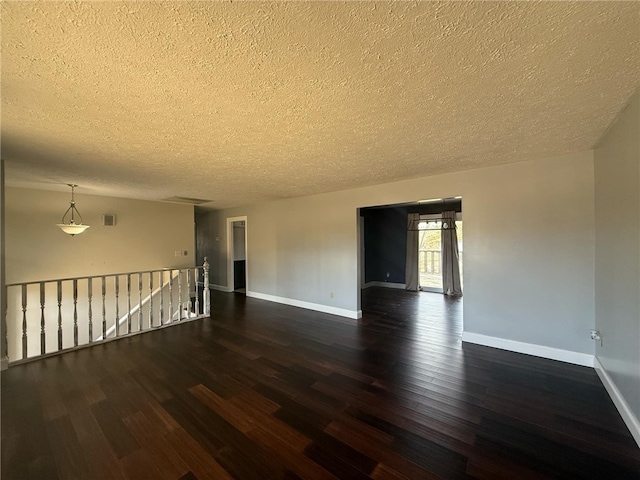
[
  {"left": 73, "top": 279, "right": 78, "bottom": 347},
  {"left": 114, "top": 276, "right": 119, "bottom": 337},
  {"left": 126, "top": 274, "right": 132, "bottom": 334},
  {"left": 168, "top": 270, "right": 173, "bottom": 324},
  {"left": 88, "top": 278, "right": 93, "bottom": 343},
  {"left": 21, "top": 284, "right": 27, "bottom": 359},
  {"left": 159, "top": 271, "right": 164, "bottom": 326},
  {"left": 101, "top": 276, "right": 106, "bottom": 340},
  {"left": 57, "top": 280, "right": 63, "bottom": 351},
  {"left": 194, "top": 268, "right": 200, "bottom": 316},
  {"left": 187, "top": 269, "right": 192, "bottom": 317},
  {"left": 138, "top": 273, "right": 143, "bottom": 331},
  {"left": 203, "top": 257, "right": 210, "bottom": 316},
  {"left": 40, "top": 282, "right": 46, "bottom": 355},
  {"left": 178, "top": 270, "right": 183, "bottom": 321},
  {"left": 149, "top": 272, "right": 154, "bottom": 327}
]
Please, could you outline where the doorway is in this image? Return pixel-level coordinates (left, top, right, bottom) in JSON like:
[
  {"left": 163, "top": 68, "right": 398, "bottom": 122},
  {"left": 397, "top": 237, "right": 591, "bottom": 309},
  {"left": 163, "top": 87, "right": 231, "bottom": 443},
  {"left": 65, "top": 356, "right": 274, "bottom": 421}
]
[
  {"left": 226, "top": 216, "right": 247, "bottom": 295},
  {"left": 359, "top": 198, "right": 464, "bottom": 339}
]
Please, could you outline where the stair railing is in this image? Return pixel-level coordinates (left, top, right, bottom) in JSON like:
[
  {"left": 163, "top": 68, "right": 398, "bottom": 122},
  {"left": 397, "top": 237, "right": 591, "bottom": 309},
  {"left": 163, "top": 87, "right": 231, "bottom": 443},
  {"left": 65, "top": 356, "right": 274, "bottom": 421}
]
[{"left": 3, "top": 257, "right": 210, "bottom": 365}]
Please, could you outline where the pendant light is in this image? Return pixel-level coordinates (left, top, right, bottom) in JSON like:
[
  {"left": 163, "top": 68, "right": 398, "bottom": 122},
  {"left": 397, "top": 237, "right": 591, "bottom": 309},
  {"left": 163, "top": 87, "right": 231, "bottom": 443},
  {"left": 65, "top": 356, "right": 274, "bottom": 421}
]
[{"left": 56, "top": 184, "right": 90, "bottom": 236}]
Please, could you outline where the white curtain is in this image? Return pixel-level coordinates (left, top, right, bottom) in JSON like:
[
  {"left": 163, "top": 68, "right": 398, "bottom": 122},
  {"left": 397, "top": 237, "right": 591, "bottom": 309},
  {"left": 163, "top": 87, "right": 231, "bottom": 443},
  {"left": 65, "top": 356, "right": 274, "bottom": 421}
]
[
  {"left": 405, "top": 213, "right": 420, "bottom": 291},
  {"left": 441, "top": 211, "right": 462, "bottom": 296}
]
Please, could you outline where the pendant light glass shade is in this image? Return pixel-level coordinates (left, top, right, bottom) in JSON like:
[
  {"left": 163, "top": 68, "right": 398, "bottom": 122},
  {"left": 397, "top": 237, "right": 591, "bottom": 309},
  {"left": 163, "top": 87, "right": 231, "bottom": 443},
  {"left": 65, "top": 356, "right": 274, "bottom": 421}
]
[
  {"left": 57, "top": 184, "right": 90, "bottom": 236},
  {"left": 57, "top": 223, "right": 90, "bottom": 235}
]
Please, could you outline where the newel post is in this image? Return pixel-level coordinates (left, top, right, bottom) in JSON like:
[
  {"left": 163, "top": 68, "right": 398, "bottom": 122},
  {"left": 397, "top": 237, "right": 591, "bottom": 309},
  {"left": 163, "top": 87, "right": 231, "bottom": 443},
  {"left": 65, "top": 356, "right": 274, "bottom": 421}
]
[{"left": 203, "top": 257, "right": 210, "bottom": 316}]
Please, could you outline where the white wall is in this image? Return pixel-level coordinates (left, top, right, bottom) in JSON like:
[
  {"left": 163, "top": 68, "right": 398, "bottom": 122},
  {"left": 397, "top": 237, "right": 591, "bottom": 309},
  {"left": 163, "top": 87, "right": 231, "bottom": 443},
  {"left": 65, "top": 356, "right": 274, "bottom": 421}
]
[
  {"left": 5, "top": 187, "right": 196, "bottom": 283},
  {"left": 209, "top": 150, "right": 595, "bottom": 356},
  {"left": 594, "top": 88, "right": 640, "bottom": 441}
]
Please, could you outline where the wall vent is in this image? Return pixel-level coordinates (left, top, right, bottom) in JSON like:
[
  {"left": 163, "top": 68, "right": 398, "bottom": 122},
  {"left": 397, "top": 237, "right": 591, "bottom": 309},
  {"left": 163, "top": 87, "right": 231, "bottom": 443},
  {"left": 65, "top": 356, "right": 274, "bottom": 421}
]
[{"left": 102, "top": 214, "right": 116, "bottom": 226}]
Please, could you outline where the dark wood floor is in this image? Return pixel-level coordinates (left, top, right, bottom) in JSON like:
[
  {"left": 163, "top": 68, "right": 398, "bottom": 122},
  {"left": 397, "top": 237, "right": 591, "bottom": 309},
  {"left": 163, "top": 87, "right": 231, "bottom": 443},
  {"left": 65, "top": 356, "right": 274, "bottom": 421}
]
[{"left": 2, "top": 288, "right": 640, "bottom": 479}]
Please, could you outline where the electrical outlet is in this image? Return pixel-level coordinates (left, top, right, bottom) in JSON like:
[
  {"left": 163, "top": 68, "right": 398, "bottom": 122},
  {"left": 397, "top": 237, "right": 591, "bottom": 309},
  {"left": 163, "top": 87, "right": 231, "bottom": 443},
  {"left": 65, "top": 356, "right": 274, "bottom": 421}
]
[
  {"left": 183, "top": 250, "right": 188, "bottom": 256},
  {"left": 330, "top": 292, "right": 334, "bottom": 298},
  {"left": 174, "top": 250, "right": 182, "bottom": 257},
  {"left": 590, "top": 329, "right": 603, "bottom": 347}
]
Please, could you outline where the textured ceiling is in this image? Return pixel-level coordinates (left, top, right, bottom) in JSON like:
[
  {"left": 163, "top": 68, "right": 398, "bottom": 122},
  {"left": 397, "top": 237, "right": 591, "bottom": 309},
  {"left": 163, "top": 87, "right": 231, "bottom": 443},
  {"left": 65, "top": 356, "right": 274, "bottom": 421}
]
[{"left": 2, "top": 1, "right": 639, "bottom": 209}]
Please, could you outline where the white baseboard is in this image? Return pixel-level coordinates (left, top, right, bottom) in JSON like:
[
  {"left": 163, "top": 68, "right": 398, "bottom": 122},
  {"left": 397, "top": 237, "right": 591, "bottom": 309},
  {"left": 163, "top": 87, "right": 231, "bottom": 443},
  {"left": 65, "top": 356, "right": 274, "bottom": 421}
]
[
  {"left": 209, "top": 283, "right": 233, "bottom": 293},
  {"left": 246, "top": 291, "right": 360, "bottom": 320},
  {"left": 594, "top": 357, "right": 640, "bottom": 448},
  {"left": 363, "top": 281, "right": 406, "bottom": 290},
  {"left": 461, "top": 332, "right": 594, "bottom": 367},
  {"left": 1, "top": 356, "right": 8, "bottom": 371}
]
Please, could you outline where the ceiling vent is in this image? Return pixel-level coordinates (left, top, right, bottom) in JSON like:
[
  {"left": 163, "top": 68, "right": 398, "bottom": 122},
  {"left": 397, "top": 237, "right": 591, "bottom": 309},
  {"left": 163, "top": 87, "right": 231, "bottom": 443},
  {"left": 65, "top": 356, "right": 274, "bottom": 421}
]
[{"left": 161, "top": 196, "right": 211, "bottom": 205}]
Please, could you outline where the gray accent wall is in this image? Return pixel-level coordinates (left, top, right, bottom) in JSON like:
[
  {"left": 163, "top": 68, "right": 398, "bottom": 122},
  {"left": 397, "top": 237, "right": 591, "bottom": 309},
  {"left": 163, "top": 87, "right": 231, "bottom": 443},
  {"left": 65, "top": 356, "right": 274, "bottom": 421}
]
[
  {"left": 594, "top": 89, "right": 640, "bottom": 423},
  {"left": 362, "top": 207, "right": 407, "bottom": 284}
]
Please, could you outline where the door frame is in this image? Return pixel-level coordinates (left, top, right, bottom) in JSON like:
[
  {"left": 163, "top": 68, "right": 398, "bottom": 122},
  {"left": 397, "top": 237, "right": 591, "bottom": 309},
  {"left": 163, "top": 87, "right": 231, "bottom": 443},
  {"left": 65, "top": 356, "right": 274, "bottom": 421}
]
[{"left": 226, "top": 216, "right": 248, "bottom": 293}]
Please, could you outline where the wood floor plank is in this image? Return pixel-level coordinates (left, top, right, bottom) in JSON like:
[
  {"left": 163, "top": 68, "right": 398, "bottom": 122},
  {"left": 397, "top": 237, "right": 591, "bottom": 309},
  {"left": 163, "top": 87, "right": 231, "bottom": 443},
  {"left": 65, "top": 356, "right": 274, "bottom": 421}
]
[
  {"left": 68, "top": 406, "right": 126, "bottom": 480},
  {"left": 165, "top": 428, "right": 234, "bottom": 480},
  {"left": 227, "top": 395, "right": 311, "bottom": 452},
  {"left": 119, "top": 448, "right": 165, "bottom": 480},
  {"left": 370, "top": 463, "right": 412, "bottom": 480},
  {"left": 141, "top": 398, "right": 182, "bottom": 434},
  {"left": 214, "top": 443, "right": 287, "bottom": 480},
  {"left": 188, "top": 383, "right": 256, "bottom": 433},
  {"left": 90, "top": 400, "right": 140, "bottom": 460},
  {"left": 1, "top": 434, "right": 59, "bottom": 480},
  {"left": 122, "top": 411, "right": 189, "bottom": 480},
  {"left": 45, "top": 416, "right": 93, "bottom": 480},
  {"left": 245, "top": 426, "right": 337, "bottom": 480},
  {"left": 324, "top": 420, "right": 442, "bottom": 480},
  {"left": 160, "top": 395, "right": 233, "bottom": 456},
  {"left": 2, "top": 288, "right": 640, "bottom": 479}
]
